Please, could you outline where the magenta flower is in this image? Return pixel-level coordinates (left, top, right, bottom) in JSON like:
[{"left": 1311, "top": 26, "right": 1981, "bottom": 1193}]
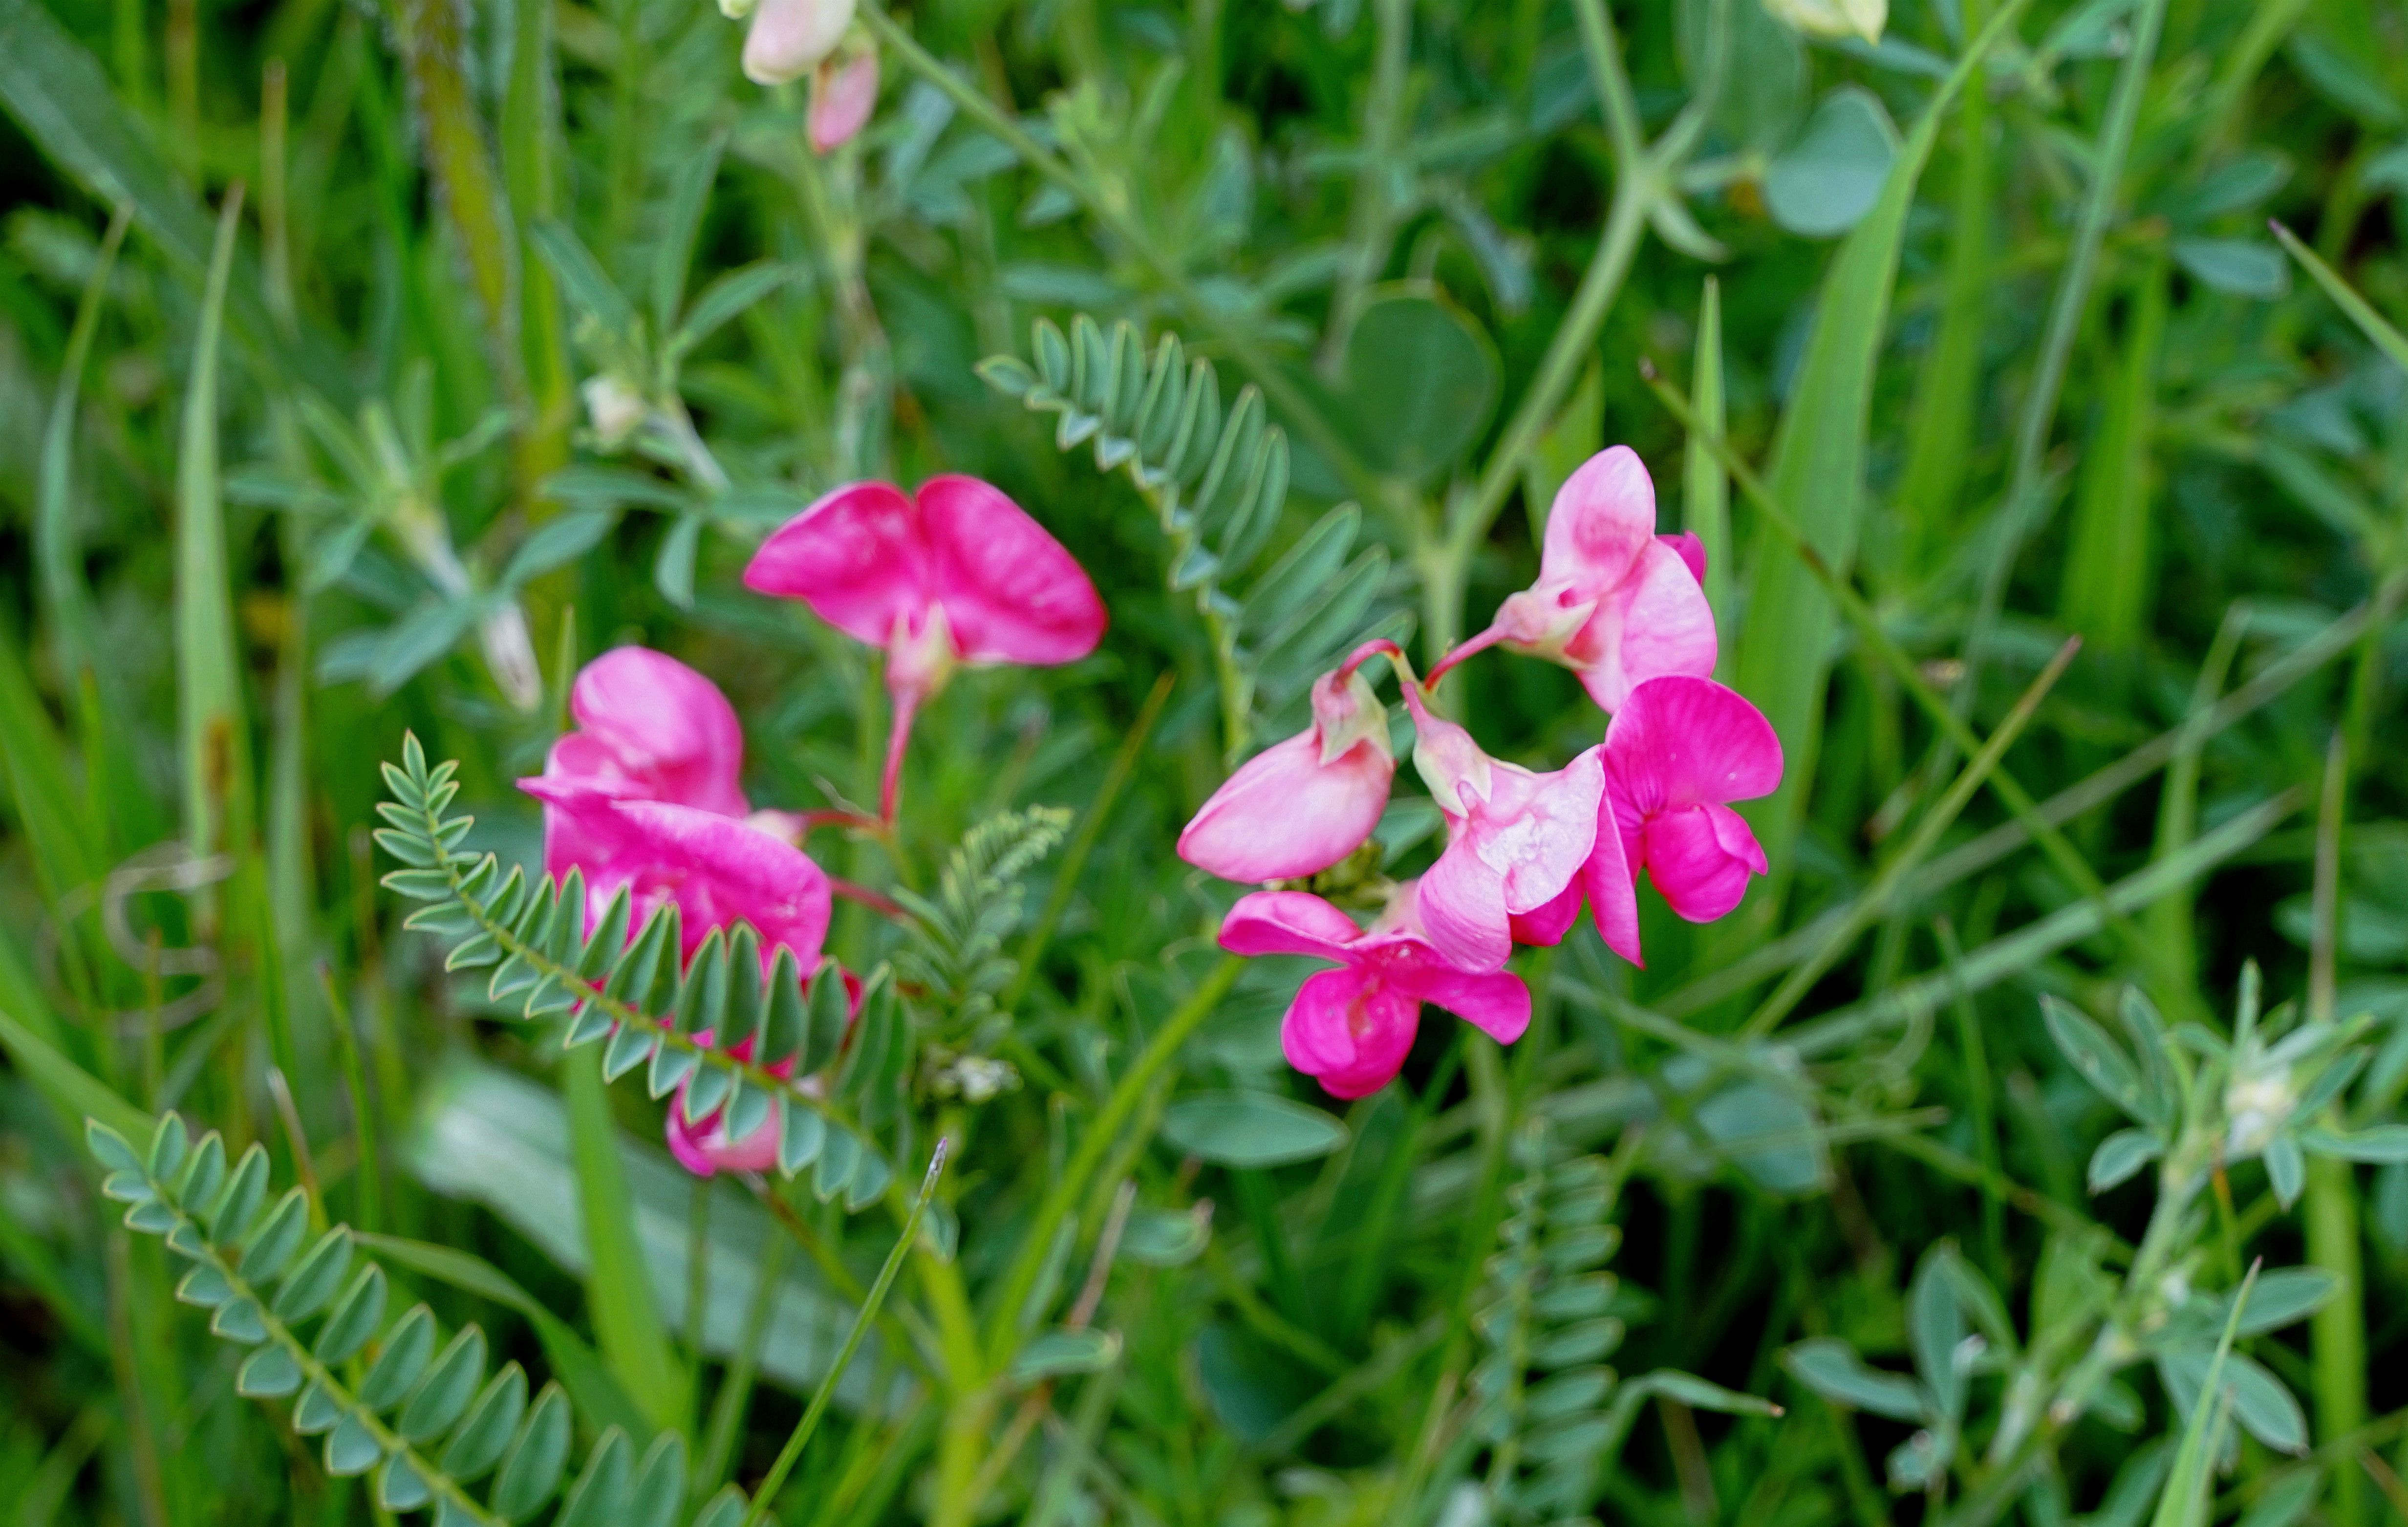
[
  {"left": 1403, "top": 686, "right": 1605, "bottom": 973},
  {"left": 1178, "top": 668, "right": 1394, "bottom": 882},
  {"left": 744, "top": 474, "right": 1107, "bottom": 820},
  {"left": 1458, "top": 446, "right": 1715, "bottom": 712},
  {"left": 1221, "top": 888, "right": 1530, "bottom": 1099},
  {"left": 1599, "top": 675, "right": 1783, "bottom": 924},
  {"left": 541, "top": 646, "right": 749, "bottom": 818}
]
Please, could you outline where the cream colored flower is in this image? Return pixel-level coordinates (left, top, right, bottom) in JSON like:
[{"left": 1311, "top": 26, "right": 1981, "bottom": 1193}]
[
  {"left": 743, "top": 0, "right": 855, "bottom": 86},
  {"left": 1761, "top": 0, "right": 1886, "bottom": 45}
]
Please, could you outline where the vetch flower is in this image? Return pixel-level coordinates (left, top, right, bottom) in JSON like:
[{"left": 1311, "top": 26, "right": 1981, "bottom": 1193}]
[
  {"left": 743, "top": 0, "right": 855, "bottom": 85},
  {"left": 1449, "top": 446, "right": 1715, "bottom": 712},
  {"left": 1598, "top": 675, "right": 1782, "bottom": 925},
  {"left": 1221, "top": 887, "right": 1530, "bottom": 1099},
  {"left": 1404, "top": 685, "right": 1604, "bottom": 973},
  {"left": 1763, "top": 0, "right": 1885, "bottom": 44},
  {"left": 519, "top": 647, "right": 833, "bottom": 967},
  {"left": 810, "top": 46, "right": 880, "bottom": 153},
  {"left": 1178, "top": 667, "right": 1394, "bottom": 882},
  {"left": 744, "top": 474, "right": 1107, "bottom": 820}
]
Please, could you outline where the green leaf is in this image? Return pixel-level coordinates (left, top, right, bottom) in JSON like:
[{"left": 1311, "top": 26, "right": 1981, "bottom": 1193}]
[
  {"left": 531, "top": 219, "right": 638, "bottom": 343},
  {"left": 314, "top": 1264, "right": 389, "bottom": 1365},
  {"left": 1009, "top": 1327, "right": 1122, "bottom": 1384},
  {"left": 378, "top": 1452, "right": 433, "bottom": 1512},
  {"left": 491, "top": 1383, "right": 574, "bottom": 1520},
  {"left": 274, "top": 1229, "right": 355, "bottom": 1322},
  {"left": 2088, "top": 1128, "right": 2162, "bottom": 1193},
  {"left": 2156, "top": 1347, "right": 2308, "bottom": 1455},
  {"left": 238, "top": 1188, "right": 311, "bottom": 1283},
  {"left": 175, "top": 191, "right": 253, "bottom": 862},
  {"left": 503, "top": 508, "right": 618, "bottom": 587},
  {"left": 439, "top": 1364, "right": 528, "bottom": 1482},
  {"left": 206, "top": 1143, "right": 271, "bottom": 1241},
  {"left": 2171, "top": 237, "right": 2287, "bottom": 299},
  {"left": 623, "top": 1433, "right": 687, "bottom": 1527},
  {"left": 555, "top": 1427, "right": 632, "bottom": 1527},
  {"left": 1161, "top": 1092, "right": 1350, "bottom": 1168},
  {"left": 236, "top": 1343, "right": 303, "bottom": 1398},
  {"left": 1781, "top": 1338, "right": 1929, "bottom": 1421},
  {"left": 1338, "top": 287, "right": 1500, "bottom": 483},
  {"left": 324, "top": 1412, "right": 385, "bottom": 1476},
  {"left": 2043, "top": 997, "right": 2150, "bottom": 1119},
  {"left": 399, "top": 1326, "right": 489, "bottom": 1441},
  {"left": 2296, "top": 1123, "right": 2408, "bottom": 1163},
  {"left": 360, "top": 1304, "right": 439, "bottom": 1410},
  {"left": 669, "top": 262, "right": 797, "bottom": 361},
  {"left": 562, "top": 1045, "right": 687, "bottom": 1435},
  {"left": 651, "top": 129, "right": 724, "bottom": 333},
  {"left": 1763, "top": 87, "right": 1899, "bottom": 237},
  {"left": 294, "top": 1379, "right": 344, "bottom": 1434}
]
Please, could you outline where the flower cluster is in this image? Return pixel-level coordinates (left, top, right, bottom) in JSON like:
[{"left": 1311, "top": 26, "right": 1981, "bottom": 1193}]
[
  {"left": 1179, "top": 447, "right": 1783, "bottom": 1098},
  {"left": 522, "top": 476, "right": 1102, "bottom": 1174},
  {"left": 721, "top": 0, "right": 880, "bottom": 152}
]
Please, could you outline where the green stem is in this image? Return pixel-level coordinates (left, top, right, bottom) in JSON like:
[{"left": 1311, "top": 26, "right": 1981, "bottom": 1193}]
[
  {"left": 980, "top": 955, "right": 1242, "bottom": 1369},
  {"left": 741, "top": 1141, "right": 949, "bottom": 1527},
  {"left": 1318, "top": 0, "right": 1414, "bottom": 375}
]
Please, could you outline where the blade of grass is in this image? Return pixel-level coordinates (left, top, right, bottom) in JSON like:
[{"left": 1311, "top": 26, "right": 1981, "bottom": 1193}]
[
  {"left": 1789, "top": 789, "right": 2300, "bottom": 1057},
  {"left": 2273, "top": 220, "right": 2408, "bottom": 376},
  {"left": 698, "top": 1218, "right": 793, "bottom": 1495},
  {"left": 2304, "top": 734, "right": 2367, "bottom": 1527},
  {"left": 2145, "top": 602, "right": 2249, "bottom": 1004},
  {"left": 2150, "top": 1262, "right": 2257, "bottom": 1527},
  {"left": 178, "top": 187, "right": 253, "bottom": 864},
  {"left": 1685, "top": 277, "right": 1731, "bottom": 656},
  {"left": 36, "top": 201, "right": 130, "bottom": 681},
  {"left": 2059, "top": 251, "right": 2171, "bottom": 654},
  {"left": 1952, "top": 0, "right": 2170, "bottom": 738},
  {"left": 563, "top": 1040, "right": 690, "bottom": 1435},
  {"left": 1726, "top": 0, "right": 2037, "bottom": 900},
  {"left": 1742, "top": 635, "right": 2080, "bottom": 1037},
  {"left": 742, "top": 1140, "right": 950, "bottom": 1527}
]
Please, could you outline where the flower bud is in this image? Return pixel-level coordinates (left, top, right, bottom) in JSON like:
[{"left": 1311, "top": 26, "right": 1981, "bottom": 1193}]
[
  {"left": 1178, "top": 669, "right": 1394, "bottom": 883},
  {"left": 743, "top": 0, "right": 855, "bottom": 85},
  {"left": 1762, "top": 0, "right": 1885, "bottom": 43},
  {"left": 580, "top": 373, "right": 646, "bottom": 450}
]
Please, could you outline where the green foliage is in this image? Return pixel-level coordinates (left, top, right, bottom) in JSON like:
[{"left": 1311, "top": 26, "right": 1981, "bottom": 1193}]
[
  {"left": 84, "top": 1112, "right": 753, "bottom": 1527},
  {"left": 982, "top": 315, "right": 1401, "bottom": 753},
  {"left": 374, "top": 735, "right": 894, "bottom": 1208}
]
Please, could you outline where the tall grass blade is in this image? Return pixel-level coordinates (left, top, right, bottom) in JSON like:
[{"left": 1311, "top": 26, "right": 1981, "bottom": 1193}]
[
  {"left": 178, "top": 188, "right": 254, "bottom": 862},
  {"left": 563, "top": 1043, "right": 690, "bottom": 1436}
]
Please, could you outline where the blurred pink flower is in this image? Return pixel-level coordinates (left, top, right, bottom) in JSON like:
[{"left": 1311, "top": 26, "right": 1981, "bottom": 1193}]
[
  {"left": 519, "top": 647, "right": 833, "bottom": 968},
  {"left": 744, "top": 0, "right": 853, "bottom": 86},
  {"left": 1600, "top": 675, "right": 1783, "bottom": 924},
  {"left": 1459, "top": 446, "right": 1716, "bottom": 712},
  {"left": 744, "top": 474, "right": 1107, "bottom": 819},
  {"left": 1404, "top": 686, "right": 1604, "bottom": 973},
  {"left": 1221, "top": 887, "right": 1529, "bottom": 1099},
  {"left": 810, "top": 47, "right": 880, "bottom": 152},
  {"left": 1178, "top": 668, "right": 1393, "bottom": 882}
]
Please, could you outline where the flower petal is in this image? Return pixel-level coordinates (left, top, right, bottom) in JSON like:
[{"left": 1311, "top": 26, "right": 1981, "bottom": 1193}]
[
  {"left": 1640, "top": 802, "right": 1766, "bottom": 923},
  {"left": 809, "top": 47, "right": 879, "bottom": 153},
  {"left": 917, "top": 475, "right": 1108, "bottom": 667},
  {"left": 1566, "top": 539, "right": 1719, "bottom": 712},
  {"left": 1604, "top": 675, "right": 1784, "bottom": 814},
  {"left": 742, "top": 0, "right": 854, "bottom": 84},
  {"left": 557, "top": 646, "right": 750, "bottom": 817},
  {"left": 538, "top": 797, "right": 834, "bottom": 967},
  {"left": 1414, "top": 840, "right": 1514, "bottom": 973},
  {"left": 1281, "top": 966, "right": 1420, "bottom": 1099},
  {"left": 1219, "top": 891, "right": 1365, "bottom": 963},
  {"left": 1506, "top": 880, "right": 1583, "bottom": 947},
  {"left": 1580, "top": 786, "right": 1644, "bottom": 966},
  {"left": 1399, "top": 956, "right": 1532, "bottom": 1045},
  {"left": 1471, "top": 747, "right": 1603, "bottom": 914},
  {"left": 1540, "top": 446, "right": 1657, "bottom": 592},
  {"left": 1660, "top": 530, "right": 1708, "bottom": 586},
  {"left": 742, "top": 481, "right": 931, "bottom": 649},
  {"left": 1179, "top": 730, "right": 1392, "bottom": 882}
]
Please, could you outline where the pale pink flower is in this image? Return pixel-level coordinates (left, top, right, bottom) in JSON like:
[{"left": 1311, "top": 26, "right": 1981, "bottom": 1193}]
[
  {"left": 744, "top": 0, "right": 854, "bottom": 86},
  {"left": 744, "top": 474, "right": 1107, "bottom": 820},
  {"left": 1178, "top": 668, "right": 1393, "bottom": 882},
  {"left": 1221, "top": 887, "right": 1529, "bottom": 1099},
  {"left": 1599, "top": 675, "right": 1782, "bottom": 924},
  {"left": 809, "top": 47, "right": 880, "bottom": 152},
  {"left": 1461, "top": 446, "right": 1716, "bottom": 712},
  {"left": 1404, "top": 686, "right": 1604, "bottom": 974}
]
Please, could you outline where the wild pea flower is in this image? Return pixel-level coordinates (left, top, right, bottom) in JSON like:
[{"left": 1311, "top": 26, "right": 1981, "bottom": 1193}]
[
  {"left": 521, "top": 648, "right": 842, "bottom": 1176},
  {"left": 742, "top": 0, "right": 854, "bottom": 85},
  {"left": 744, "top": 474, "right": 1107, "bottom": 821},
  {"left": 1592, "top": 675, "right": 1783, "bottom": 933},
  {"left": 1404, "top": 684, "right": 1604, "bottom": 974},
  {"left": 1178, "top": 667, "right": 1394, "bottom": 882},
  {"left": 810, "top": 46, "right": 880, "bottom": 153},
  {"left": 1438, "top": 446, "right": 1715, "bottom": 713},
  {"left": 1221, "top": 887, "right": 1530, "bottom": 1099}
]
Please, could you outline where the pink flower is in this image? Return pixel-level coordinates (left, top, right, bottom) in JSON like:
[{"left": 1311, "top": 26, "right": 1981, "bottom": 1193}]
[
  {"left": 1474, "top": 446, "right": 1716, "bottom": 712},
  {"left": 744, "top": 0, "right": 853, "bottom": 86},
  {"left": 519, "top": 648, "right": 833, "bottom": 968},
  {"left": 1598, "top": 675, "right": 1782, "bottom": 925},
  {"left": 1178, "top": 668, "right": 1394, "bottom": 882},
  {"left": 1221, "top": 888, "right": 1530, "bottom": 1099},
  {"left": 809, "top": 47, "right": 879, "bottom": 152},
  {"left": 744, "top": 474, "right": 1107, "bottom": 819},
  {"left": 1405, "top": 686, "right": 1604, "bottom": 973}
]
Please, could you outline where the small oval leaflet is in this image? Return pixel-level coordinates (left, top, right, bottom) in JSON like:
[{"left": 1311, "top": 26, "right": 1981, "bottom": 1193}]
[{"left": 1160, "top": 1091, "right": 1349, "bottom": 1168}]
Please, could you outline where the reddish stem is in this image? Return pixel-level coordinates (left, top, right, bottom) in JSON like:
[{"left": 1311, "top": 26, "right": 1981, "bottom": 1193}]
[
  {"left": 1335, "top": 636, "right": 1419, "bottom": 688},
  {"left": 1422, "top": 626, "right": 1504, "bottom": 689},
  {"left": 827, "top": 875, "right": 908, "bottom": 921},
  {"left": 879, "top": 689, "right": 921, "bottom": 826},
  {"left": 797, "top": 808, "right": 882, "bottom": 833}
]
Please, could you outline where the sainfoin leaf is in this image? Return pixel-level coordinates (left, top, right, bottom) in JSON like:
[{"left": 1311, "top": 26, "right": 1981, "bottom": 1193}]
[
  {"left": 1780, "top": 1338, "right": 1928, "bottom": 1421},
  {"left": 1160, "top": 1092, "right": 1350, "bottom": 1168}
]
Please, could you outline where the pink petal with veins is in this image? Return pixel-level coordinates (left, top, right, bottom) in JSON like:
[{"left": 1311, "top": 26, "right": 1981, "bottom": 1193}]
[
  {"left": 742, "top": 481, "right": 931, "bottom": 648},
  {"left": 1280, "top": 966, "right": 1422, "bottom": 1100},
  {"left": 917, "top": 475, "right": 1107, "bottom": 667},
  {"left": 1178, "top": 730, "right": 1391, "bottom": 882},
  {"left": 553, "top": 646, "right": 750, "bottom": 817}
]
